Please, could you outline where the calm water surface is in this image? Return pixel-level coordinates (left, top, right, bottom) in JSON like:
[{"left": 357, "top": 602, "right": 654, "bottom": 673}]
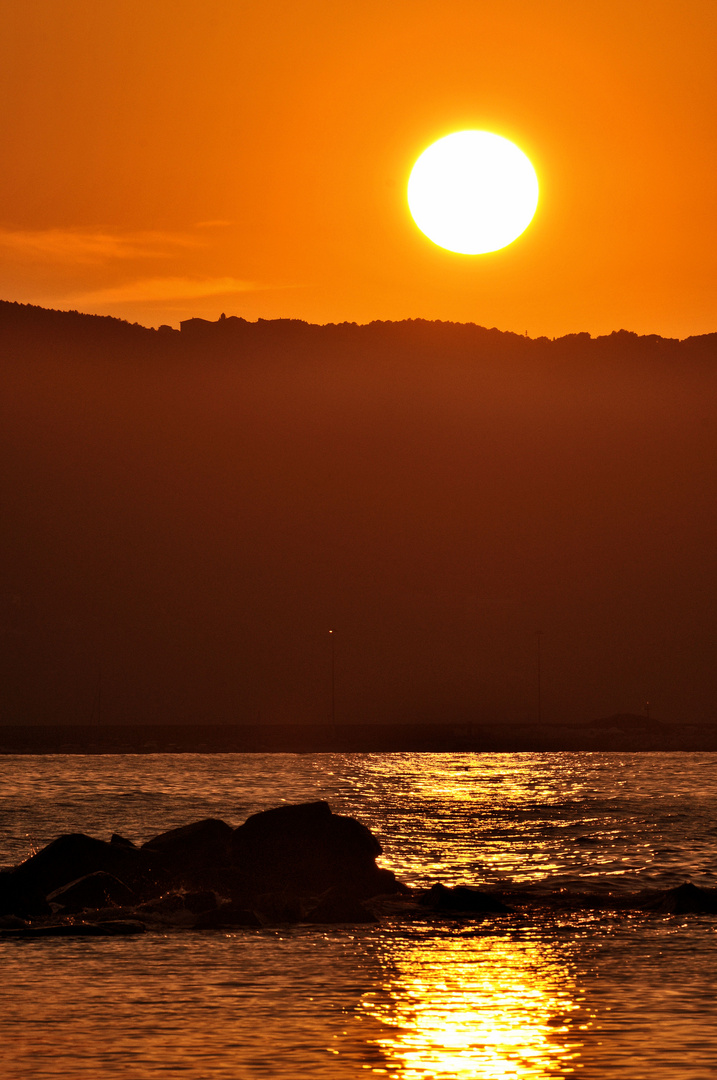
[{"left": 1, "top": 752, "right": 716, "bottom": 1079}]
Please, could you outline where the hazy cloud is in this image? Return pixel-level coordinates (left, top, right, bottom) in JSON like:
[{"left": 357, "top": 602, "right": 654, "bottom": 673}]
[
  {"left": 194, "top": 220, "right": 234, "bottom": 229},
  {"left": 0, "top": 227, "right": 199, "bottom": 264},
  {"left": 77, "top": 276, "right": 264, "bottom": 305}
]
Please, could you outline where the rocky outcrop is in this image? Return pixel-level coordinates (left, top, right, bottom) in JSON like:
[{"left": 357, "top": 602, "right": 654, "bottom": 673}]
[
  {"left": 142, "top": 819, "right": 233, "bottom": 866},
  {"left": 0, "top": 801, "right": 404, "bottom": 932},
  {"left": 141, "top": 818, "right": 234, "bottom": 888},
  {"left": 305, "top": 887, "right": 377, "bottom": 924},
  {"left": 418, "top": 882, "right": 510, "bottom": 915},
  {"left": 9, "top": 832, "right": 161, "bottom": 898},
  {"left": 640, "top": 881, "right": 717, "bottom": 915},
  {"left": 193, "top": 903, "right": 263, "bottom": 929},
  {"left": 46, "top": 871, "right": 136, "bottom": 913},
  {"left": 0, "top": 870, "right": 50, "bottom": 919},
  {"left": 7, "top": 801, "right": 714, "bottom": 937},
  {"left": 232, "top": 800, "right": 403, "bottom": 898}
]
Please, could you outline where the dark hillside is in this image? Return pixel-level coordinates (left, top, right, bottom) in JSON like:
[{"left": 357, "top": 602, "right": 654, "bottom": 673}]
[{"left": 1, "top": 302, "right": 716, "bottom": 729}]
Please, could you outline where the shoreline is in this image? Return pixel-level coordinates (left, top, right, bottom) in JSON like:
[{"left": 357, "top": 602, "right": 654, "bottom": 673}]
[{"left": 1, "top": 721, "right": 716, "bottom": 754}]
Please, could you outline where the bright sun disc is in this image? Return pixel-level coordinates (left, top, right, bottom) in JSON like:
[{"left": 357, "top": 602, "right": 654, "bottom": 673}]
[{"left": 407, "top": 130, "right": 539, "bottom": 255}]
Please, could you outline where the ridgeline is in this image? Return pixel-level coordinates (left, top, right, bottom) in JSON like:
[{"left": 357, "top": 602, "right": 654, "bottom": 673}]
[{"left": 2, "top": 301, "right": 716, "bottom": 738}]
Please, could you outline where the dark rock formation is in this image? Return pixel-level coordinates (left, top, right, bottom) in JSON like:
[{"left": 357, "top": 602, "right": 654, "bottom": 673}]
[
  {"left": 642, "top": 881, "right": 717, "bottom": 915},
  {"left": 142, "top": 818, "right": 233, "bottom": 877},
  {"left": 46, "top": 872, "right": 136, "bottom": 913},
  {"left": 193, "top": 903, "right": 263, "bottom": 929},
  {"left": 419, "top": 883, "right": 510, "bottom": 914},
  {"left": 0, "top": 914, "right": 29, "bottom": 929},
  {"left": 183, "top": 890, "right": 218, "bottom": 915},
  {"left": 305, "top": 887, "right": 377, "bottom": 924},
  {"left": 0, "top": 870, "right": 50, "bottom": 919},
  {"left": 110, "top": 833, "right": 136, "bottom": 849},
  {"left": 10, "top": 833, "right": 161, "bottom": 898},
  {"left": 136, "top": 893, "right": 187, "bottom": 917},
  {"left": 5, "top": 804, "right": 717, "bottom": 935},
  {"left": 1, "top": 801, "right": 400, "bottom": 928},
  {"left": 231, "top": 800, "right": 402, "bottom": 898},
  {"left": 192, "top": 865, "right": 255, "bottom": 905},
  {"left": 251, "top": 891, "right": 303, "bottom": 923}
]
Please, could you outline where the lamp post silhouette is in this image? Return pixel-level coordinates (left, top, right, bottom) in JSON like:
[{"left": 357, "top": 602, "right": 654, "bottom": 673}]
[
  {"left": 536, "top": 630, "right": 543, "bottom": 725},
  {"left": 329, "top": 629, "right": 336, "bottom": 729},
  {"left": 96, "top": 664, "right": 102, "bottom": 726}
]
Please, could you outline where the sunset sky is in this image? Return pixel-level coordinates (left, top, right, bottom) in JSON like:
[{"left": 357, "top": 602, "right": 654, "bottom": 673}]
[{"left": 1, "top": 0, "right": 715, "bottom": 336}]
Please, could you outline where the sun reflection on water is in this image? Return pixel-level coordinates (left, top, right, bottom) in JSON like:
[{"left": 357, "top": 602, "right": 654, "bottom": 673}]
[
  {"left": 353, "top": 753, "right": 668, "bottom": 891},
  {"left": 361, "top": 930, "right": 585, "bottom": 1079}
]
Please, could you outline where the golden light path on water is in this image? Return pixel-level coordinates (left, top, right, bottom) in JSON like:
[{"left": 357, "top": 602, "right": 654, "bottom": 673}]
[
  {"left": 3, "top": 755, "right": 717, "bottom": 1078},
  {"left": 361, "top": 932, "right": 585, "bottom": 1079},
  {"left": 367, "top": 757, "right": 577, "bottom": 888}
]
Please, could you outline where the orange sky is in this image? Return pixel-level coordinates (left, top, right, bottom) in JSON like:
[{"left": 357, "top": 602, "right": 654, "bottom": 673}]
[{"left": 1, "top": 0, "right": 715, "bottom": 336}]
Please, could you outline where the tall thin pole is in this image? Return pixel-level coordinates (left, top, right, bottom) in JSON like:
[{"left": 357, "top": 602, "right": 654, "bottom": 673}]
[
  {"left": 329, "top": 629, "right": 336, "bottom": 728},
  {"left": 536, "top": 630, "right": 542, "bottom": 725},
  {"left": 92, "top": 664, "right": 102, "bottom": 725}
]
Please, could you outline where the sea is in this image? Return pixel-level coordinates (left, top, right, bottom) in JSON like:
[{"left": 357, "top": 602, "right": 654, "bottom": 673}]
[{"left": 1, "top": 751, "right": 716, "bottom": 1080}]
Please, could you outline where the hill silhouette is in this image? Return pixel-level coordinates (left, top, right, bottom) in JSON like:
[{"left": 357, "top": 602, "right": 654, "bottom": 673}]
[{"left": 1, "top": 300, "right": 716, "bottom": 734}]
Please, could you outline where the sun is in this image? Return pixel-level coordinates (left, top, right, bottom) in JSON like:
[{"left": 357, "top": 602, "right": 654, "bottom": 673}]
[{"left": 407, "top": 130, "right": 539, "bottom": 255}]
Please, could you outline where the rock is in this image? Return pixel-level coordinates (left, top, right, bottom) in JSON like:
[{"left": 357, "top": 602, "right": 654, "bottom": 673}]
[
  {"left": 142, "top": 819, "right": 234, "bottom": 882},
  {"left": 252, "top": 891, "right": 303, "bottom": 924},
  {"left": 367, "top": 893, "right": 421, "bottom": 919},
  {"left": 132, "top": 892, "right": 196, "bottom": 927},
  {"left": 305, "top": 887, "right": 377, "bottom": 924},
  {"left": 2, "top": 803, "right": 407, "bottom": 925},
  {"left": 651, "top": 881, "right": 717, "bottom": 915},
  {"left": 195, "top": 866, "right": 255, "bottom": 905},
  {"left": 183, "top": 890, "right": 217, "bottom": 915},
  {"left": 46, "top": 872, "right": 136, "bottom": 913},
  {"left": 373, "top": 867, "right": 411, "bottom": 895},
  {"left": 419, "top": 883, "right": 510, "bottom": 914},
  {"left": 136, "top": 893, "right": 186, "bottom": 916},
  {"left": 231, "top": 800, "right": 399, "bottom": 899},
  {"left": 0, "top": 914, "right": 28, "bottom": 929},
  {"left": 110, "top": 833, "right": 136, "bottom": 849},
  {"left": 10, "top": 833, "right": 162, "bottom": 899},
  {"left": 0, "top": 870, "right": 51, "bottom": 919},
  {"left": 193, "top": 902, "right": 263, "bottom": 929}
]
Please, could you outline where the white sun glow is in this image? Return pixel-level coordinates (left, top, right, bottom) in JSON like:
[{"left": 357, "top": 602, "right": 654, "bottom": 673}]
[{"left": 407, "top": 130, "right": 539, "bottom": 255}]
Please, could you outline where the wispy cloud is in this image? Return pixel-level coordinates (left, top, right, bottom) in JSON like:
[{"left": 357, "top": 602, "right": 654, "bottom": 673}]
[
  {"left": 0, "top": 224, "right": 297, "bottom": 312},
  {"left": 0, "top": 227, "right": 198, "bottom": 264},
  {"left": 77, "top": 276, "right": 265, "bottom": 305},
  {"left": 194, "top": 219, "right": 234, "bottom": 229}
]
